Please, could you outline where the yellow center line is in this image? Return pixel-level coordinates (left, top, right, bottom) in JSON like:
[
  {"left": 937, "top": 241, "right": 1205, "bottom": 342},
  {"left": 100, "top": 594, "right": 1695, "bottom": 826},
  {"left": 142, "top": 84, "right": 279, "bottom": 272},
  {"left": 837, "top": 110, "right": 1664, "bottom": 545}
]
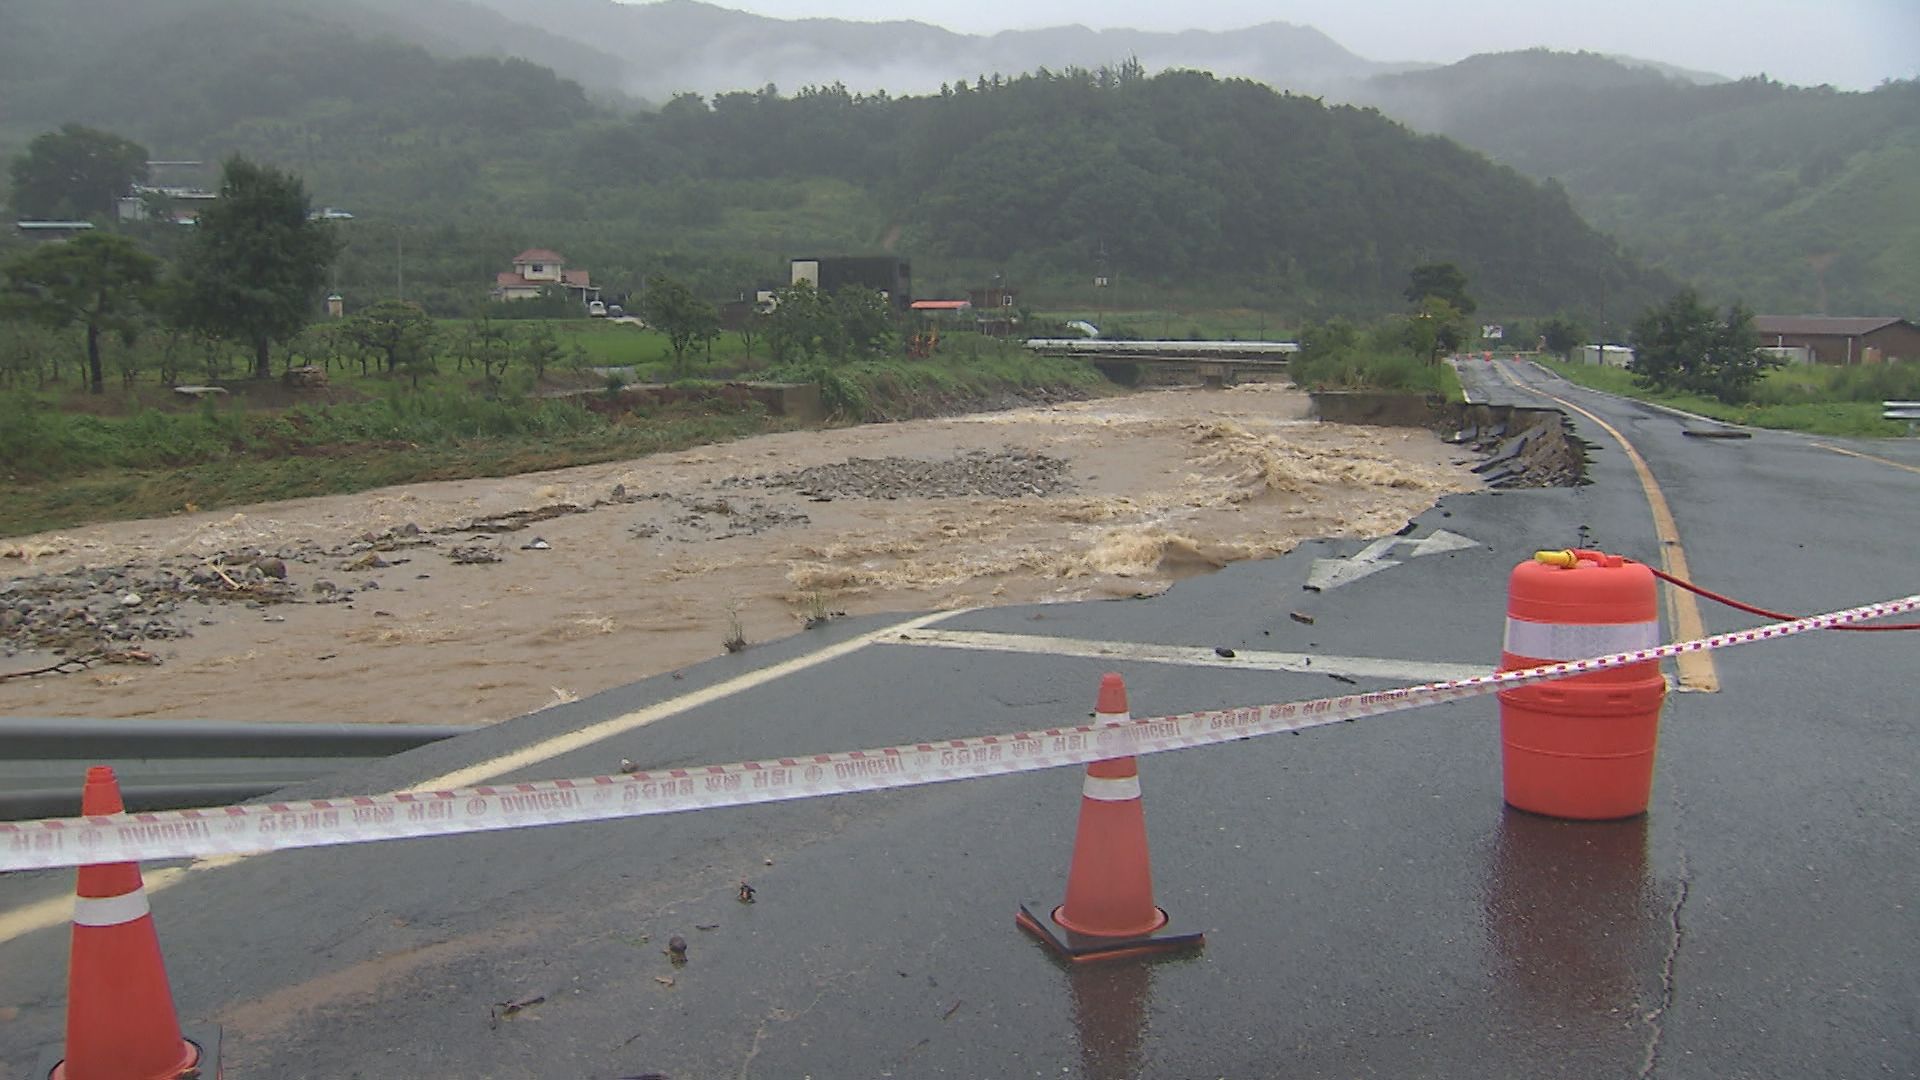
[
  {"left": 1810, "top": 442, "right": 1920, "bottom": 476},
  {"left": 0, "top": 610, "right": 967, "bottom": 944},
  {"left": 1495, "top": 365, "right": 1719, "bottom": 692}
]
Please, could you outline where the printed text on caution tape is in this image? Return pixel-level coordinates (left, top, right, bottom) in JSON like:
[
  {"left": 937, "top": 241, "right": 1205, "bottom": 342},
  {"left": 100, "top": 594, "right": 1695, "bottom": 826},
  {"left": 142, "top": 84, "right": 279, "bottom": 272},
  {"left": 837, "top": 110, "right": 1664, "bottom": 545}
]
[{"left": 2, "top": 595, "right": 1912, "bottom": 872}]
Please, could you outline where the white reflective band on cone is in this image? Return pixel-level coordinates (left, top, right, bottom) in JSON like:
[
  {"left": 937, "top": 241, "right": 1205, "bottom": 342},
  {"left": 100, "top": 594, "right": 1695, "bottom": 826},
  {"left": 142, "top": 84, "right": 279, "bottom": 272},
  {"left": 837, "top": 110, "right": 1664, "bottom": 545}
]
[
  {"left": 0, "top": 594, "right": 1913, "bottom": 874},
  {"left": 1082, "top": 775, "right": 1142, "bottom": 802},
  {"left": 72, "top": 890, "right": 151, "bottom": 927},
  {"left": 1503, "top": 618, "right": 1661, "bottom": 660}
]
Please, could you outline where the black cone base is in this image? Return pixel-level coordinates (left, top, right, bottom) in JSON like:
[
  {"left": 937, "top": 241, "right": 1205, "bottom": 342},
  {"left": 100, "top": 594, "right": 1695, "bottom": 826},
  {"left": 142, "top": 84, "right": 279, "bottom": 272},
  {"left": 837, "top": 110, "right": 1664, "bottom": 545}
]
[{"left": 1016, "top": 902, "right": 1204, "bottom": 963}]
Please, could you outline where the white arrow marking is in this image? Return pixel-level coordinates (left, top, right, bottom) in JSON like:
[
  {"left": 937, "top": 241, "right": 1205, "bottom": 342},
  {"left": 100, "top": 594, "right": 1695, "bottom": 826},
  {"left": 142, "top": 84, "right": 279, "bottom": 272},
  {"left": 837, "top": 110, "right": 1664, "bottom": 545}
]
[
  {"left": 1306, "top": 554, "right": 1402, "bottom": 590},
  {"left": 1402, "top": 529, "right": 1480, "bottom": 558},
  {"left": 1306, "top": 530, "right": 1480, "bottom": 591}
]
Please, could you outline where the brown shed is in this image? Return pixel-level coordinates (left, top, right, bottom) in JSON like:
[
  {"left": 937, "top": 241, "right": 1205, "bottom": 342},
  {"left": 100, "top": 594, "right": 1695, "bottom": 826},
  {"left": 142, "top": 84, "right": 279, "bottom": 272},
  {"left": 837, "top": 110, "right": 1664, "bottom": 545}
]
[{"left": 1752, "top": 316, "right": 1920, "bottom": 364}]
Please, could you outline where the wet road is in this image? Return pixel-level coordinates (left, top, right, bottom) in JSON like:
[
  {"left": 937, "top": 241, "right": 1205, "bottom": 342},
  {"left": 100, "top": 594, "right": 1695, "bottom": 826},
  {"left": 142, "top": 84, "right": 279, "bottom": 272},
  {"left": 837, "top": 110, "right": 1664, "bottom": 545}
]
[{"left": 2, "top": 359, "right": 1916, "bottom": 1078}]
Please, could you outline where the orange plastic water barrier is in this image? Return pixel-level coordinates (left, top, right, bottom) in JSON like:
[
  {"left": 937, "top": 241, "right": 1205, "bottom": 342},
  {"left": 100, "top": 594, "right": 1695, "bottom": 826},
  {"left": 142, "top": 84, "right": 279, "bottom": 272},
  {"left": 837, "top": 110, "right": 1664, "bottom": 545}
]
[{"left": 1498, "top": 552, "right": 1666, "bottom": 819}]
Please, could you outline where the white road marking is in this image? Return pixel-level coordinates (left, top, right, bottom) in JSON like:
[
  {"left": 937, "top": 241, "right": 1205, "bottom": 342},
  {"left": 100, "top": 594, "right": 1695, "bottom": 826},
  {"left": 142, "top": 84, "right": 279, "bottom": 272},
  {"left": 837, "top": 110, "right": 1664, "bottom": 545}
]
[
  {"left": 408, "top": 609, "right": 969, "bottom": 792},
  {"left": 889, "top": 629, "right": 1491, "bottom": 683},
  {"left": 1306, "top": 529, "right": 1481, "bottom": 591},
  {"left": 1309, "top": 536, "right": 1402, "bottom": 590},
  {"left": 0, "top": 610, "right": 967, "bottom": 945}
]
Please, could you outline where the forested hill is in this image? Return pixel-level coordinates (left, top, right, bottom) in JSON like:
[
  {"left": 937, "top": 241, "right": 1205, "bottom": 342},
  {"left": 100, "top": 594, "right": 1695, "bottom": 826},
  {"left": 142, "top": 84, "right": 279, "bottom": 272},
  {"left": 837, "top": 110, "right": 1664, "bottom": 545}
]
[
  {"left": 0, "top": 1, "right": 1665, "bottom": 319},
  {"left": 872, "top": 70, "right": 1658, "bottom": 313},
  {"left": 0, "top": 0, "right": 630, "bottom": 106},
  {"left": 1350, "top": 51, "right": 1920, "bottom": 315}
]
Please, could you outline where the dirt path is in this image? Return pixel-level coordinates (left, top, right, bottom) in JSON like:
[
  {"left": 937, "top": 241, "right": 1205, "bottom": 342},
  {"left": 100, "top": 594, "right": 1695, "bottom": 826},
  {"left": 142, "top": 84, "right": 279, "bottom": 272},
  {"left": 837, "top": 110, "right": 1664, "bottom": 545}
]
[{"left": 0, "top": 385, "right": 1479, "bottom": 726}]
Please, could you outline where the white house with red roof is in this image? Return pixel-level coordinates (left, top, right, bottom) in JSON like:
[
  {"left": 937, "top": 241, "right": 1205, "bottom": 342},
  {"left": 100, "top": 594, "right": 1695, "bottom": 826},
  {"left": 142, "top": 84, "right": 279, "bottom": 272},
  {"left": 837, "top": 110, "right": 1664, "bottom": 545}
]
[{"left": 493, "top": 248, "right": 600, "bottom": 306}]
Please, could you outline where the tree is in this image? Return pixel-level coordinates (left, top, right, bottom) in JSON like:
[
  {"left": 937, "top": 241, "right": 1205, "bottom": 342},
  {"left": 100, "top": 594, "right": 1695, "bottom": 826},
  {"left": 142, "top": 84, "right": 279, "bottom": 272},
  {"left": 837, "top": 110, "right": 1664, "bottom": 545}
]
[
  {"left": 1404, "top": 262, "right": 1477, "bottom": 317},
  {"left": 765, "top": 282, "right": 834, "bottom": 364},
  {"left": 179, "top": 156, "right": 341, "bottom": 380},
  {"left": 1628, "top": 289, "right": 1777, "bottom": 403},
  {"left": 1296, "top": 318, "right": 1360, "bottom": 363},
  {"left": 341, "top": 301, "right": 437, "bottom": 386},
  {"left": 737, "top": 310, "right": 764, "bottom": 361},
  {"left": 8, "top": 125, "right": 149, "bottom": 220},
  {"left": 640, "top": 275, "right": 719, "bottom": 377},
  {"left": 830, "top": 288, "right": 893, "bottom": 360},
  {"left": 519, "top": 324, "right": 564, "bottom": 381},
  {"left": 290, "top": 321, "right": 348, "bottom": 374},
  {"left": 454, "top": 316, "right": 514, "bottom": 388},
  {"left": 0, "top": 321, "right": 67, "bottom": 390},
  {"left": 1538, "top": 315, "right": 1585, "bottom": 360},
  {"left": 1, "top": 233, "right": 159, "bottom": 393},
  {"left": 1405, "top": 297, "right": 1466, "bottom": 364}
]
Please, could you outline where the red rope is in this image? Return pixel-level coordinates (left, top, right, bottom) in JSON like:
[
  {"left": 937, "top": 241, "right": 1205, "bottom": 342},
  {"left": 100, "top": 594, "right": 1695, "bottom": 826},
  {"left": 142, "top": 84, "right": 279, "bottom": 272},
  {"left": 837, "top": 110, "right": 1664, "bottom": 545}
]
[{"left": 1632, "top": 561, "right": 1920, "bottom": 632}]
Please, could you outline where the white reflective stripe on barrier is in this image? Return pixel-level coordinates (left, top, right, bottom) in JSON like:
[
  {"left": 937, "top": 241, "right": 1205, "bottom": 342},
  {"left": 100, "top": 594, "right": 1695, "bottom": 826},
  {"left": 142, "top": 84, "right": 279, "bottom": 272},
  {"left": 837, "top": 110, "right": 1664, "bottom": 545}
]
[
  {"left": 1503, "top": 618, "right": 1662, "bottom": 660},
  {"left": 1082, "top": 775, "right": 1142, "bottom": 802},
  {"left": 1, "top": 594, "right": 1914, "bottom": 874},
  {"left": 72, "top": 890, "right": 150, "bottom": 927}
]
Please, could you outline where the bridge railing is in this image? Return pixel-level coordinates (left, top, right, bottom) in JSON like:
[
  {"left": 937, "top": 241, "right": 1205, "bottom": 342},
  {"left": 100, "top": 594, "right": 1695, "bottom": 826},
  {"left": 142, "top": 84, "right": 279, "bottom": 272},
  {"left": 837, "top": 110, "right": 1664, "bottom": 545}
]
[
  {"left": 0, "top": 717, "right": 474, "bottom": 820},
  {"left": 1023, "top": 338, "right": 1299, "bottom": 358}
]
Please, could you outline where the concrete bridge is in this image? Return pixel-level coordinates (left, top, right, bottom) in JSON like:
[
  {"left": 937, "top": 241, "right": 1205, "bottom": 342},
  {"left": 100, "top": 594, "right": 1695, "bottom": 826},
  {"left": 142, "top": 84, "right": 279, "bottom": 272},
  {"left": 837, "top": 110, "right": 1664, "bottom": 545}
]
[{"left": 1023, "top": 338, "right": 1298, "bottom": 385}]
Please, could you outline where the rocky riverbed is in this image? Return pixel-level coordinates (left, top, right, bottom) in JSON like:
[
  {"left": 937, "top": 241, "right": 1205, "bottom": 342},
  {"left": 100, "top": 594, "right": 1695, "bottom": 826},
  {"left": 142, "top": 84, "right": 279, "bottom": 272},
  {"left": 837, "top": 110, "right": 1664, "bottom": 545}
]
[
  {"left": 1, "top": 385, "right": 1484, "bottom": 725},
  {"left": 0, "top": 450, "right": 1080, "bottom": 665}
]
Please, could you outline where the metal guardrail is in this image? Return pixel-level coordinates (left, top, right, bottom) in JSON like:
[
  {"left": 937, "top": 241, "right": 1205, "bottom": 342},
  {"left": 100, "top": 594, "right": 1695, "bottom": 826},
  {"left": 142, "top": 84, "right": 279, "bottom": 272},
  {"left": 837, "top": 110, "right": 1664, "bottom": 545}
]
[
  {"left": 1023, "top": 338, "right": 1300, "bottom": 357},
  {"left": 0, "top": 717, "right": 476, "bottom": 821},
  {"left": 1884, "top": 400, "right": 1919, "bottom": 433}
]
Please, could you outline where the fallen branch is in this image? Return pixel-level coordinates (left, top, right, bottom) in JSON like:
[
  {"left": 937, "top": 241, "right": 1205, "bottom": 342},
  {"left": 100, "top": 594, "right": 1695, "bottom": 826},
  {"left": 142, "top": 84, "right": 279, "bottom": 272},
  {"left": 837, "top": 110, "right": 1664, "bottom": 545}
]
[
  {"left": 205, "top": 560, "right": 243, "bottom": 589},
  {"left": 0, "top": 652, "right": 105, "bottom": 682},
  {"left": 0, "top": 647, "right": 157, "bottom": 682}
]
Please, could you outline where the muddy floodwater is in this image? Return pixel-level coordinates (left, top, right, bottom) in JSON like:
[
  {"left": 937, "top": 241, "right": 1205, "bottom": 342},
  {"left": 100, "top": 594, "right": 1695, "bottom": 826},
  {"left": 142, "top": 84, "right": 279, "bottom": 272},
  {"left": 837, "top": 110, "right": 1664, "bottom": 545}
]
[{"left": 0, "top": 385, "right": 1479, "bottom": 726}]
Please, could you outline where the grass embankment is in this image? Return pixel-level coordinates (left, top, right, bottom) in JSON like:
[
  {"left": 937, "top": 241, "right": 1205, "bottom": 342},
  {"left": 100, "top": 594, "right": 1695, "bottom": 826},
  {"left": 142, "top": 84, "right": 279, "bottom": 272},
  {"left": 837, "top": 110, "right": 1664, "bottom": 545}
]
[
  {"left": 767, "top": 343, "right": 1107, "bottom": 419},
  {"left": 0, "top": 392, "right": 782, "bottom": 537},
  {"left": 1537, "top": 358, "right": 1917, "bottom": 437},
  {"left": 1287, "top": 348, "right": 1460, "bottom": 399},
  {"left": 0, "top": 333, "right": 1109, "bottom": 538}
]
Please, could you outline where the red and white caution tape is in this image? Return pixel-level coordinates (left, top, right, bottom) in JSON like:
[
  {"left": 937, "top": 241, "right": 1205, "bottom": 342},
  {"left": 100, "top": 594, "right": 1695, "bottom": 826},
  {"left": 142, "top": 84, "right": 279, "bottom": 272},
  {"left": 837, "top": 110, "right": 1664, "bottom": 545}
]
[{"left": 3, "top": 594, "right": 1914, "bottom": 873}]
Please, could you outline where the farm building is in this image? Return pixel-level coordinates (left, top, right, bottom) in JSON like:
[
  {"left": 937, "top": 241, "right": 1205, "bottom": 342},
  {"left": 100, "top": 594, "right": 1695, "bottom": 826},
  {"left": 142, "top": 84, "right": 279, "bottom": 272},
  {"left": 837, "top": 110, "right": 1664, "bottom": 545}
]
[
  {"left": 493, "top": 249, "right": 600, "bottom": 307},
  {"left": 790, "top": 256, "right": 911, "bottom": 311},
  {"left": 1752, "top": 316, "right": 1919, "bottom": 364}
]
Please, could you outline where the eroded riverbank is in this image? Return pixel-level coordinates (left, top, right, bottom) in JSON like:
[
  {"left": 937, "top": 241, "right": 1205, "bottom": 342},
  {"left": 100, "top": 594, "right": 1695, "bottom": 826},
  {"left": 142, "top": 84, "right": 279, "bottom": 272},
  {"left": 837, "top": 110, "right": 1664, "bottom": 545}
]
[{"left": 0, "top": 384, "right": 1480, "bottom": 725}]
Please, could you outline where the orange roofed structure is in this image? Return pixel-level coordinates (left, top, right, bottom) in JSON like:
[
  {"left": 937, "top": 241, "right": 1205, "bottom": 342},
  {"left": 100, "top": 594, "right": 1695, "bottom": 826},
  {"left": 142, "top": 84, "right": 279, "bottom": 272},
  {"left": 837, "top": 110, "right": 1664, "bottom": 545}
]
[{"left": 492, "top": 248, "right": 600, "bottom": 307}]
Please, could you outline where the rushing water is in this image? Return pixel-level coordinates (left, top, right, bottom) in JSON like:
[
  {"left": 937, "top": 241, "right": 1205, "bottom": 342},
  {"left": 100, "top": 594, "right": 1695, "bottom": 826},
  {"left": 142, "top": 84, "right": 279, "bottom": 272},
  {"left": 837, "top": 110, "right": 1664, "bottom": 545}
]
[{"left": 0, "top": 384, "right": 1478, "bottom": 726}]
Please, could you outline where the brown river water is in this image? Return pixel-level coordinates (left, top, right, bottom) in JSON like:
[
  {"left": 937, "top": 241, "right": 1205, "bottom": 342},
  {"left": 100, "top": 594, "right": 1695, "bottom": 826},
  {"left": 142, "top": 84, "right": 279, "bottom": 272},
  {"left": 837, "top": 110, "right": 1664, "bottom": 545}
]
[{"left": 0, "top": 384, "right": 1478, "bottom": 726}]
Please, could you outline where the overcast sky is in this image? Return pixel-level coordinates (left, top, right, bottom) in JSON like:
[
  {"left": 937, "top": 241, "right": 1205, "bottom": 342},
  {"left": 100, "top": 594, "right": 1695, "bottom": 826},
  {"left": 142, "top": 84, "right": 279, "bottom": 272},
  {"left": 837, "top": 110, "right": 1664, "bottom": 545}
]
[{"left": 650, "top": 0, "right": 1919, "bottom": 90}]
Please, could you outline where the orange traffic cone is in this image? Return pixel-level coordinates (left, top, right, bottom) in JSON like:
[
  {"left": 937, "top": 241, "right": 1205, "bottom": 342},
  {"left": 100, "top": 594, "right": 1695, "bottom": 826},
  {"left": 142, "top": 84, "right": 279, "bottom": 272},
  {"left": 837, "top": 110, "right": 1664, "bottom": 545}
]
[
  {"left": 1017, "top": 673, "right": 1203, "bottom": 962},
  {"left": 44, "top": 767, "right": 220, "bottom": 1080}
]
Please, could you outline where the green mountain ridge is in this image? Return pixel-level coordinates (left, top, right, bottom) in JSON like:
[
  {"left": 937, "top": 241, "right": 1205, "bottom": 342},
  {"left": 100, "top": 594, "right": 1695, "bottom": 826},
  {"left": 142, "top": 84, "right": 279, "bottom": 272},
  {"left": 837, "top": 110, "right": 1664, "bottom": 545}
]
[
  {"left": 457, "top": 0, "right": 1395, "bottom": 102},
  {"left": 2, "top": 0, "right": 1666, "bottom": 322},
  {"left": 1349, "top": 50, "right": 1920, "bottom": 315}
]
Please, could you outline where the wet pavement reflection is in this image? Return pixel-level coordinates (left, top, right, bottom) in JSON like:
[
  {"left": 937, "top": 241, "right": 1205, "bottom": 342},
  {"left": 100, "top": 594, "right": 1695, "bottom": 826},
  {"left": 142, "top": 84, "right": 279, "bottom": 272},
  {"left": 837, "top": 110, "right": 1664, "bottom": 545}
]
[
  {"left": 1482, "top": 808, "right": 1664, "bottom": 1019},
  {"left": 1067, "top": 960, "right": 1155, "bottom": 1080}
]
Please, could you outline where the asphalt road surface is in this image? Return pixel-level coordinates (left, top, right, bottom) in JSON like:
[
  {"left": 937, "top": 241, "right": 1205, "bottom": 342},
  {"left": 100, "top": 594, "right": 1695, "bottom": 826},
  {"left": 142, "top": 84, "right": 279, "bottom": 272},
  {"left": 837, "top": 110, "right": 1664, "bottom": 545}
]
[{"left": 2, "top": 360, "right": 1915, "bottom": 1079}]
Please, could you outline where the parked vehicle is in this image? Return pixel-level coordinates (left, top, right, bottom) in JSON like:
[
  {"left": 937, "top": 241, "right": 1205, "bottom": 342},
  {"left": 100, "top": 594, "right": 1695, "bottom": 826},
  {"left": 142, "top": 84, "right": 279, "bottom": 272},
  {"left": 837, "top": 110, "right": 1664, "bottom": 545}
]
[{"left": 587, "top": 300, "right": 607, "bottom": 317}]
